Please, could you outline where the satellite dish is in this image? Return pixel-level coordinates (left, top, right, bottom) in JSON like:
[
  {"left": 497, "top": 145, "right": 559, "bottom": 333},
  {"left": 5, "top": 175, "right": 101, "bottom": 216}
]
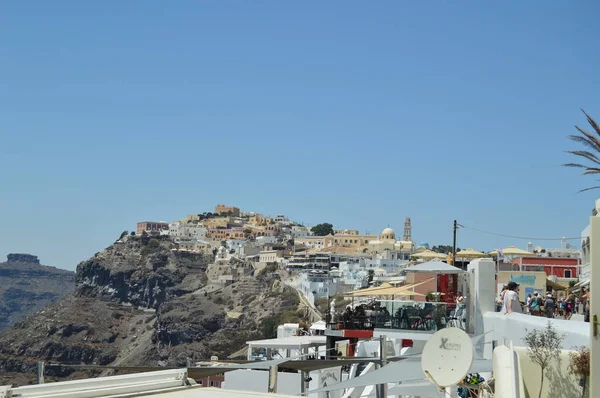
[{"left": 421, "top": 327, "right": 474, "bottom": 388}]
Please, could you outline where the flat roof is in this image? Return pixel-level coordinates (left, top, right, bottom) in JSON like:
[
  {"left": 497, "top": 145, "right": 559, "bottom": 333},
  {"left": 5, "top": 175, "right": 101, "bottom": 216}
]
[{"left": 246, "top": 335, "right": 326, "bottom": 350}]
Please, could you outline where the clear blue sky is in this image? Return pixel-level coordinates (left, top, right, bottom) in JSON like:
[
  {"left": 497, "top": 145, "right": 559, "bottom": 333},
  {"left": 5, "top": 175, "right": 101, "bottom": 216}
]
[{"left": 2, "top": 1, "right": 600, "bottom": 270}]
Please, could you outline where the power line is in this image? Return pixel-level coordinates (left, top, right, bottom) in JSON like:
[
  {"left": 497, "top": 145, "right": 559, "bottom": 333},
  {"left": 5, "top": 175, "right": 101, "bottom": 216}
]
[{"left": 458, "top": 224, "right": 581, "bottom": 241}]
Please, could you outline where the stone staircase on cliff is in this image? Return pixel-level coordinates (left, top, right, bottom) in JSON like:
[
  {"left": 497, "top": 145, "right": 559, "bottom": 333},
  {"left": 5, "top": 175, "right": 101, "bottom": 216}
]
[{"left": 236, "top": 280, "right": 262, "bottom": 295}]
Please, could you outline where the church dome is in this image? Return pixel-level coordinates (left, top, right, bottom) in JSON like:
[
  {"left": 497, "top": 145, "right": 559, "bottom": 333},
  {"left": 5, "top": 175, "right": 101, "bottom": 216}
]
[
  {"left": 382, "top": 227, "right": 395, "bottom": 235},
  {"left": 380, "top": 227, "right": 396, "bottom": 241}
]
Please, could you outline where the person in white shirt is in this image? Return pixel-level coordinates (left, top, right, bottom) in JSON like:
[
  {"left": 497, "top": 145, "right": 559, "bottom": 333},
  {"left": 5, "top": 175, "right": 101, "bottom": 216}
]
[
  {"left": 525, "top": 294, "right": 532, "bottom": 314},
  {"left": 499, "top": 285, "right": 508, "bottom": 313},
  {"left": 504, "top": 282, "right": 522, "bottom": 314}
]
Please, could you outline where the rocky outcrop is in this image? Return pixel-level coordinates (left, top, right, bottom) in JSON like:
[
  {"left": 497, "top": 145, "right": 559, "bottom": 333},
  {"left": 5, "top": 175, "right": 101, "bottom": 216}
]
[
  {"left": 0, "top": 236, "right": 301, "bottom": 386},
  {"left": 7, "top": 253, "right": 40, "bottom": 264},
  {"left": 75, "top": 235, "right": 211, "bottom": 308},
  {"left": 0, "top": 254, "right": 75, "bottom": 332}
]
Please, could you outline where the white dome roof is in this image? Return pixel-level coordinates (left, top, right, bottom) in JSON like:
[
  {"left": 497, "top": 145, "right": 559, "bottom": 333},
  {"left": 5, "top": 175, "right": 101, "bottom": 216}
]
[{"left": 382, "top": 227, "right": 395, "bottom": 235}]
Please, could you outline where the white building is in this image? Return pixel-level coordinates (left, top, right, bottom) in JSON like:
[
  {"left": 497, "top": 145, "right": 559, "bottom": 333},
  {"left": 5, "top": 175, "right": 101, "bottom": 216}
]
[
  {"left": 172, "top": 237, "right": 210, "bottom": 252},
  {"left": 166, "top": 221, "right": 207, "bottom": 241},
  {"left": 259, "top": 250, "right": 278, "bottom": 263},
  {"left": 255, "top": 236, "right": 277, "bottom": 245},
  {"left": 295, "top": 236, "right": 324, "bottom": 249},
  {"left": 299, "top": 270, "right": 340, "bottom": 303},
  {"left": 291, "top": 225, "right": 310, "bottom": 238},
  {"left": 225, "top": 240, "right": 246, "bottom": 251},
  {"left": 580, "top": 203, "right": 595, "bottom": 281},
  {"left": 274, "top": 214, "right": 290, "bottom": 224}
]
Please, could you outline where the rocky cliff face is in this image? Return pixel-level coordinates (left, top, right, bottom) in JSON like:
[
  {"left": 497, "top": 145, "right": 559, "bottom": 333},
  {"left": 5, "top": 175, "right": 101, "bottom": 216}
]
[
  {"left": 0, "top": 235, "right": 301, "bottom": 386},
  {"left": 0, "top": 254, "right": 75, "bottom": 332}
]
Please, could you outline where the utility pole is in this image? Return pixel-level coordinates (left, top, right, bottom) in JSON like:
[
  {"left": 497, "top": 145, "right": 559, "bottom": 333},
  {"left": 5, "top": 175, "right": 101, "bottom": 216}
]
[{"left": 452, "top": 220, "right": 458, "bottom": 267}]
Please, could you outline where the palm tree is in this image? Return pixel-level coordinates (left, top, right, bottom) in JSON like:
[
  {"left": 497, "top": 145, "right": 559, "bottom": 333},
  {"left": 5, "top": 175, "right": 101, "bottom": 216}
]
[{"left": 564, "top": 110, "right": 600, "bottom": 192}]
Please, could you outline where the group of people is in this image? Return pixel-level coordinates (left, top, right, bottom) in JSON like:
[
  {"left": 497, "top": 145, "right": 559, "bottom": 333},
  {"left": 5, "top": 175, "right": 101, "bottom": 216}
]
[
  {"left": 500, "top": 282, "right": 591, "bottom": 322},
  {"left": 340, "top": 303, "right": 390, "bottom": 329}
]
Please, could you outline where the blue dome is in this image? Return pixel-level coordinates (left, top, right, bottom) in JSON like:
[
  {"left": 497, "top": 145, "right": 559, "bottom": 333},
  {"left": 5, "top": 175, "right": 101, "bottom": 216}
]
[{"left": 418, "top": 242, "right": 430, "bottom": 247}]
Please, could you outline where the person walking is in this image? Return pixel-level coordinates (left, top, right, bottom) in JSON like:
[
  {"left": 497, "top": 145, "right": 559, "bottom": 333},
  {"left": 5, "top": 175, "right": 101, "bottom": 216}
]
[
  {"left": 503, "top": 282, "right": 522, "bottom": 315},
  {"left": 580, "top": 287, "right": 588, "bottom": 314},
  {"left": 544, "top": 294, "right": 555, "bottom": 318},
  {"left": 529, "top": 292, "right": 540, "bottom": 316},
  {"left": 583, "top": 289, "right": 591, "bottom": 323},
  {"left": 525, "top": 294, "right": 532, "bottom": 315},
  {"left": 565, "top": 294, "right": 575, "bottom": 320}
]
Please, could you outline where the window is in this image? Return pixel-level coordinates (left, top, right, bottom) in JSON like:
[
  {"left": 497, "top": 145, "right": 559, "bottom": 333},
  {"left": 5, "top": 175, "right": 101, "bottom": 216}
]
[{"left": 564, "top": 270, "right": 572, "bottom": 278}]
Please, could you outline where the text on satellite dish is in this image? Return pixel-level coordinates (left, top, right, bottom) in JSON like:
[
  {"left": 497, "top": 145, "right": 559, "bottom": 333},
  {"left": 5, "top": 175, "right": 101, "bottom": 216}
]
[{"left": 439, "top": 338, "right": 461, "bottom": 351}]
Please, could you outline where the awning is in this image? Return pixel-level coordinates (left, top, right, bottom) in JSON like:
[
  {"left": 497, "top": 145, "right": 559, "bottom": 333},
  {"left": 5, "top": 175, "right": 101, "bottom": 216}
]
[
  {"left": 569, "top": 278, "right": 590, "bottom": 291},
  {"left": 546, "top": 278, "right": 566, "bottom": 291},
  {"left": 227, "top": 346, "right": 249, "bottom": 359},
  {"left": 346, "top": 278, "right": 433, "bottom": 297},
  {"left": 346, "top": 282, "right": 394, "bottom": 295}
]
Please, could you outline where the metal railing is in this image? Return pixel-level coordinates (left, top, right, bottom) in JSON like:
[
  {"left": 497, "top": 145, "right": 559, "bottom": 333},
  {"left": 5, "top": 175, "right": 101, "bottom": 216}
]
[{"left": 330, "top": 302, "right": 467, "bottom": 332}]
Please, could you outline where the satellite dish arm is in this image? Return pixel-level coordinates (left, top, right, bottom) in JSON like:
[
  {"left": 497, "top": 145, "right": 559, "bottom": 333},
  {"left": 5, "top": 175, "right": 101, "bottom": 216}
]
[{"left": 423, "top": 370, "right": 445, "bottom": 392}]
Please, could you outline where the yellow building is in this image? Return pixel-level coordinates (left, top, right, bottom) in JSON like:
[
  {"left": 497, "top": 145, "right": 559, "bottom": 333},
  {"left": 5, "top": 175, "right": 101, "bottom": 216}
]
[
  {"left": 334, "top": 229, "right": 359, "bottom": 236},
  {"left": 182, "top": 214, "right": 202, "bottom": 223},
  {"left": 214, "top": 204, "right": 240, "bottom": 217},
  {"left": 498, "top": 271, "right": 547, "bottom": 303},
  {"left": 201, "top": 216, "right": 232, "bottom": 228},
  {"left": 295, "top": 236, "right": 325, "bottom": 249},
  {"left": 322, "top": 232, "right": 377, "bottom": 252},
  {"left": 248, "top": 213, "right": 265, "bottom": 226},
  {"left": 248, "top": 225, "right": 276, "bottom": 237}
]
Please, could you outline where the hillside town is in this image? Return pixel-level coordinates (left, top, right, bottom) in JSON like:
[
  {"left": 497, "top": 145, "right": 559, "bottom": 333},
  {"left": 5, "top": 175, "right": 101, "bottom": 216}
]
[{"left": 135, "top": 203, "right": 584, "bottom": 312}]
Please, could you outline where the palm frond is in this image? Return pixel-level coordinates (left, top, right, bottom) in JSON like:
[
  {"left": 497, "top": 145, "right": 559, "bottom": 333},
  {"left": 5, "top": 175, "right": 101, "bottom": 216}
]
[
  {"left": 578, "top": 186, "right": 600, "bottom": 193},
  {"left": 582, "top": 168, "right": 600, "bottom": 175},
  {"left": 564, "top": 150, "right": 600, "bottom": 166},
  {"left": 563, "top": 163, "right": 588, "bottom": 168},
  {"left": 565, "top": 110, "right": 600, "bottom": 193},
  {"left": 573, "top": 126, "right": 600, "bottom": 152},
  {"left": 582, "top": 109, "right": 600, "bottom": 135},
  {"left": 568, "top": 133, "right": 600, "bottom": 153}
]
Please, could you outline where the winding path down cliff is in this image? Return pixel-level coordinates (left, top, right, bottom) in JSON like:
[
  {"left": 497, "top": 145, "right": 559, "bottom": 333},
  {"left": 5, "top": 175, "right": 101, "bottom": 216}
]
[{"left": 282, "top": 274, "right": 322, "bottom": 323}]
